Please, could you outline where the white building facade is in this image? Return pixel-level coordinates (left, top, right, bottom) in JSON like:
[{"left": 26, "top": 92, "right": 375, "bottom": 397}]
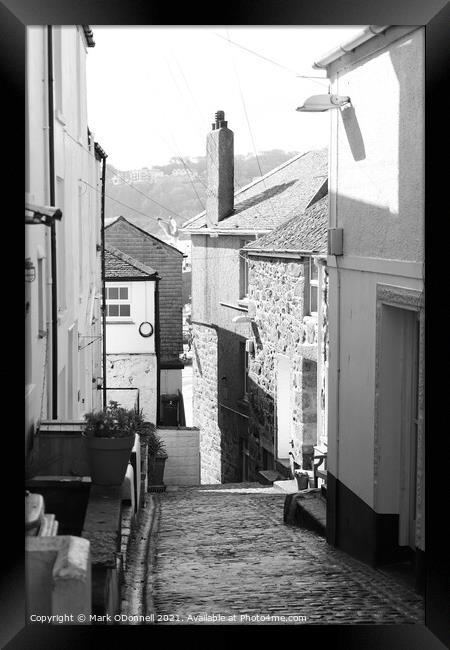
[
  {"left": 25, "top": 25, "right": 103, "bottom": 457},
  {"left": 314, "top": 26, "right": 425, "bottom": 573},
  {"left": 105, "top": 245, "right": 159, "bottom": 424}
]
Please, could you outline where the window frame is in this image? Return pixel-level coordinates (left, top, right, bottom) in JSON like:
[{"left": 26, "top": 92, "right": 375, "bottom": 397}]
[
  {"left": 105, "top": 283, "right": 133, "bottom": 321},
  {"left": 239, "top": 241, "right": 249, "bottom": 302},
  {"left": 240, "top": 340, "right": 249, "bottom": 400},
  {"left": 309, "top": 257, "right": 319, "bottom": 317}
]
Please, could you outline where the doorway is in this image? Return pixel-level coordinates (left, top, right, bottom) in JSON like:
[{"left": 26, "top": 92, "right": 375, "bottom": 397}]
[{"left": 378, "top": 304, "right": 419, "bottom": 549}]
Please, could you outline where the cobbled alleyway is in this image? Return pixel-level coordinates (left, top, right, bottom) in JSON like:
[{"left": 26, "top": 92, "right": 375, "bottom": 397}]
[{"left": 122, "top": 483, "right": 424, "bottom": 625}]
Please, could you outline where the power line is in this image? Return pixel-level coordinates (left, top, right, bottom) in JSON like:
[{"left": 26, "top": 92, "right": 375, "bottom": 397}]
[
  {"left": 65, "top": 128, "right": 186, "bottom": 224},
  {"left": 226, "top": 29, "right": 280, "bottom": 224},
  {"left": 80, "top": 178, "right": 183, "bottom": 225},
  {"left": 213, "top": 31, "right": 329, "bottom": 89}
]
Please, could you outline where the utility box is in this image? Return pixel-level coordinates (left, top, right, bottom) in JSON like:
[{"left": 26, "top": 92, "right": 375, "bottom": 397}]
[{"left": 328, "top": 228, "right": 344, "bottom": 256}]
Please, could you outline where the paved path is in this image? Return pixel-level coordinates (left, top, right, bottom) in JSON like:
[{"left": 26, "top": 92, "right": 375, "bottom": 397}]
[{"left": 126, "top": 483, "right": 424, "bottom": 625}]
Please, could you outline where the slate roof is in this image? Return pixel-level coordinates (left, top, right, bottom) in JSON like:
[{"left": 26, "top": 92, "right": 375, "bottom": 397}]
[
  {"left": 182, "top": 148, "right": 328, "bottom": 233},
  {"left": 105, "top": 216, "right": 184, "bottom": 364},
  {"left": 104, "top": 244, "right": 158, "bottom": 279},
  {"left": 105, "top": 216, "right": 184, "bottom": 256},
  {"left": 244, "top": 194, "right": 328, "bottom": 255}
]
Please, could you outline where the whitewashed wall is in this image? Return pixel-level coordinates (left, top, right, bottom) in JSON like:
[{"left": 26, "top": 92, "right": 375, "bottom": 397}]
[
  {"left": 105, "top": 280, "right": 156, "bottom": 354},
  {"left": 157, "top": 427, "right": 200, "bottom": 486},
  {"left": 25, "top": 26, "right": 102, "bottom": 456},
  {"left": 326, "top": 27, "right": 424, "bottom": 541}
]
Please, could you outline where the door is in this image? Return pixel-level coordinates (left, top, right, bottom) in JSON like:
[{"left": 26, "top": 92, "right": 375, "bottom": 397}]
[
  {"left": 398, "top": 309, "right": 420, "bottom": 548},
  {"left": 276, "top": 353, "right": 292, "bottom": 460}
]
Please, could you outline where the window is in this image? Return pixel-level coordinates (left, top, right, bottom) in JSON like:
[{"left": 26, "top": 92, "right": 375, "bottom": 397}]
[
  {"left": 240, "top": 341, "right": 249, "bottom": 399},
  {"left": 106, "top": 285, "right": 131, "bottom": 319},
  {"left": 37, "top": 256, "right": 45, "bottom": 336},
  {"left": 239, "top": 241, "right": 249, "bottom": 301},
  {"left": 56, "top": 176, "right": 66, "bottom": 311},
  {"left": 309, "top": 258, "right": 319, "bottom": 315},
  {"left": 53, "top": 27, "right": 63, "bottom": 117}
]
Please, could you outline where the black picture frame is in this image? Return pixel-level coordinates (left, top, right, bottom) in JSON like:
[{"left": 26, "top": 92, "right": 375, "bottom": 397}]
[{"left": 4, "top": 1, "right": 449, "bottom": 647}]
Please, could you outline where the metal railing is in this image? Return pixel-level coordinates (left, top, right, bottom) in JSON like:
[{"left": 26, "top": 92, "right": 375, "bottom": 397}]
[{"left": 105, "top": 387, "right": 140, "bottom": 412}]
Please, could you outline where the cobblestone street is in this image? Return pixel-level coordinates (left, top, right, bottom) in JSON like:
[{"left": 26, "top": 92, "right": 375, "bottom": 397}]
[{"left": 123, "top": 483, "right": 424, "bottom": 626}]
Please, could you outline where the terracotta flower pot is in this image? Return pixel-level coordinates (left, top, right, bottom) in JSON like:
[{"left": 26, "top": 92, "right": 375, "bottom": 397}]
[{"left": 83, "top": 433, "right": 135, "bottom": 486}]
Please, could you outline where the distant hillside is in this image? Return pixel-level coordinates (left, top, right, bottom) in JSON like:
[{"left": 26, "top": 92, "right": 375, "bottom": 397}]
[{"left": 105, "top": 150, "right": 299, "bottom": 240}]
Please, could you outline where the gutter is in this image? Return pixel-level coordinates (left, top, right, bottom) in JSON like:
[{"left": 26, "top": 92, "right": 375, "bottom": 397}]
[
  {"left": 244, "top": 248, "right": 322, "bottom": 257},
  {"left": 81, "top": 26, "right": 95, "bottom": 48},
  {"left": 182, "top": 229, "right": 271, "bottom": 237},
  {"left": 47, "top": 25, "right": 58, "bottom": 419},
  {"left": 313, "top": 26, "right": 389, "bottom": 69}
]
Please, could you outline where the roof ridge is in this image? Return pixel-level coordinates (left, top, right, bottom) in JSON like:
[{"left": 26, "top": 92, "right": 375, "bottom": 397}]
[
  {"left": 181, "top": 148, "right": 328, "bottom": 231},
  {"left": 105, "top": 243, "right": 157, "bottom": 277},
  {"left": 105, "top": 215, "right": 183, "bottom": 255}
]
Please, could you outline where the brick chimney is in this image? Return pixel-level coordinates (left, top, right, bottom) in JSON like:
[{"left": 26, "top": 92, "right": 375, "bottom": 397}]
[{"left": 206, "top": 110, "right": 234, "bottom": 227}]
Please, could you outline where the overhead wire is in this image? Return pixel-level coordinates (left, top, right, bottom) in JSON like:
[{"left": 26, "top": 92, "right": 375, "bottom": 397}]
[
  {"left": 64, "top": 128, "right": 185, "bottom": 225},
  {"left": 225, "top": 28, "right": 280, "bottom": 224},
  {"left": 213, "top": 30, "right": 329, "bottom": 89}
]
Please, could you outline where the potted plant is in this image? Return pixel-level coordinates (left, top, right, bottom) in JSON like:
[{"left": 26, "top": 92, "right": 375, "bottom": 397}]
[
  {"left": 82, "top": 401, "right": 142, "bottom": 486},
  {"left": 139, "top": 423, "right": 167, "bottom": 487}
]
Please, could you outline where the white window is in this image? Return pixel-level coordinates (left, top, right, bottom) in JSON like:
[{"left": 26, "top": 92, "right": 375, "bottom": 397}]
[
  {"left": 37, "top": 256, "right": 45, "bottom": 336},
  {"left": 239, "top": 241, "right": 249, "bottom": 301},
  {"left": 56, "top": 176, "right": 66, "bottom": 312},
  {"left": 309, "top": 258, "right": 319, "bottom": 316},
  {"left": 53, "top": 27, "right": 64, "bottom": 118},
  {"left": 106, "top": 285, "right": 131, "bottom": 319}
]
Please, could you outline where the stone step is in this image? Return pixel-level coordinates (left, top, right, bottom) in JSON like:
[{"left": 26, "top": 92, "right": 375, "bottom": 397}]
[
  {"left": 273, "top": 478, "right": 300, "bottom": 494},
  {"left": 258, "top": 470, "right": 285, "bottom": 485},
  {"left": 283, "top": 488, "right": 326, "bottom": 536}
]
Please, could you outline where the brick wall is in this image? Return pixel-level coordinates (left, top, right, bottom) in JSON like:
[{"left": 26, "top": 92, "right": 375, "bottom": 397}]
[{"left": 105, "top": 219, "right": 183, "bottom": 365}]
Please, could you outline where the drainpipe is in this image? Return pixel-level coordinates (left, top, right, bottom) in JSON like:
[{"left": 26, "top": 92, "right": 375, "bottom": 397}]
[
  {"left": 95, "top": 143, "right": 108, "bottom": 410},
  {"left": 155, "top": 276, "right": 161, "bottom": 425},
  {"left": 47, "top": 25, "right": 58, "bottom": 419}
]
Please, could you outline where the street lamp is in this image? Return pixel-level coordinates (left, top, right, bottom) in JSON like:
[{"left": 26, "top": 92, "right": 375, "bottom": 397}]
[{"left": 296, "top": 94, "right": 351, "bottom": 112}]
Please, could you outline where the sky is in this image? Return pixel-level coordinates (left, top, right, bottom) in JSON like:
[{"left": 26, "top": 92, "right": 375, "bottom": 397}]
[{"left": 86, "top": 26, "right": 362, "bottom": 171}]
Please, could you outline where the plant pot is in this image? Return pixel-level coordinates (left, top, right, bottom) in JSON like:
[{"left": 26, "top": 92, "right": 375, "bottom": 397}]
[
  {"left": 295, "top": 472, "right": 310, "bottom": 491},
  {"left": 82, "top": 433, "right": 135, "bottom": 486},
  {"left": 148, "top": 453, "right": 167, "bottom": 486}
]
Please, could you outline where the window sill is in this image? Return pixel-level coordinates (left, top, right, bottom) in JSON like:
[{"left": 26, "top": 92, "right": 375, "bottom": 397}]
[
  {"left": 106, "top": 319, "right": 134, "bottom": 324},
  {"left": 237, "top": 297, "right": 249, "bottom": 310},
  {"left": 219, "top": 301, "right": 248, "bottom": 313}
]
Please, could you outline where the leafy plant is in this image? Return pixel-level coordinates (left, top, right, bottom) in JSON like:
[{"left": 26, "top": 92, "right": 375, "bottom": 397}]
[
  {"left": 84, "top": 400, "right": 146, "bottom": 438},
  {"left": 138, "top": 420, "right": 167, "bottom": 457}
]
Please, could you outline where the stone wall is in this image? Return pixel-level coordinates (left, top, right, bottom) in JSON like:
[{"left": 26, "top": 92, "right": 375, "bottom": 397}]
[
  {"left": 192, "top": 324, "right": 221, "bottom": 483},
  {"left": 247, "top": 256, "right": 321, "bottom": 469},
  {"left": 106, "top": 353, "right": 157, "bottom": 424}
]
